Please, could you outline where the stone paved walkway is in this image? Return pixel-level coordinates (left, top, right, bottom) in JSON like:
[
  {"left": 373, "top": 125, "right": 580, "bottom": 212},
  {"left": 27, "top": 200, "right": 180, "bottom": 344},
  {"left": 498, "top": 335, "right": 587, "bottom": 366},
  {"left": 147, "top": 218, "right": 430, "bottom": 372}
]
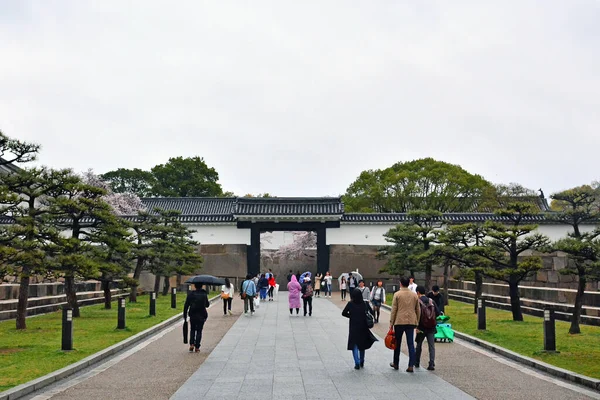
[{"left": 171, "top": 297, "right": 474, "bottom": 400}]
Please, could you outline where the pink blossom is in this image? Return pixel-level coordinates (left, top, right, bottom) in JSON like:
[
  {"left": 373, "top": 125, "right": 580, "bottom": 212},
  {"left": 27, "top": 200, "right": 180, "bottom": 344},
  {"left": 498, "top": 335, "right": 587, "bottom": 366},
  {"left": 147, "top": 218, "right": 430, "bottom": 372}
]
[
  {"left": 275, "top": 231, "right": 316, "bottom": 260},
  {"left": 81, "top": 169, "right": 145, "bottom": 215}
]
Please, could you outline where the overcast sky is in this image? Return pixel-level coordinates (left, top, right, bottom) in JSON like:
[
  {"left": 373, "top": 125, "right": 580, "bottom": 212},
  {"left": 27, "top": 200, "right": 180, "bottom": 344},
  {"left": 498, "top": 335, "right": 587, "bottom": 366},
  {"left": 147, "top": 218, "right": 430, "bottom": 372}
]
[{"left": 1, "top": 1, "right": 599, "bottom": 197}]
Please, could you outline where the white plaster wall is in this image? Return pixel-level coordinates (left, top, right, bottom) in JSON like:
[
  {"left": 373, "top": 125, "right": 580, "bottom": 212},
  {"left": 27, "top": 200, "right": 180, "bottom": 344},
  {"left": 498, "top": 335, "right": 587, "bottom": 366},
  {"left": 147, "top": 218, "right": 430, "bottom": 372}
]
[
  {"left": 326, "top": 223, "right": 599, "bottom": 246},
  {"left": 536, "top": 224, "right": 597, "bottom": 242},
  {"left": 327, "top": 224, "right": 396, "bottom": 246},
  {"left": 187, "top": 224, "right": 251, "bottom": 245},
  {"left": 59, "top": 222, "right": 597, "bottom": 248}
]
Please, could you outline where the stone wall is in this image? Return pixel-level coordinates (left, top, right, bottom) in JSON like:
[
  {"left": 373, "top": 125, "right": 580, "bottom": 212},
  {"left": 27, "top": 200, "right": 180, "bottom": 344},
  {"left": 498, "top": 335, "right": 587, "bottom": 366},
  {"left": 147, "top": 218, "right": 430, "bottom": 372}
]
[
  {"left": 136, "top": 245, "right": 600, "bottom": 293},
  {"left": 0, "top": 281, "right": 119, "bottom": 301},
  {"left": 448, "top": 280, "right": 600, "bottom": 307}
]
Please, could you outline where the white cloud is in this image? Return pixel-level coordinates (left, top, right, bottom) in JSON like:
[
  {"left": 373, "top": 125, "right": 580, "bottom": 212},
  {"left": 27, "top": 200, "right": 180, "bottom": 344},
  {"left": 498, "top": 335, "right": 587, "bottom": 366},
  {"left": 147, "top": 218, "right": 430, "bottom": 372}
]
[{"left": 1, "top": 0, "right": 599, "bottom": 196}]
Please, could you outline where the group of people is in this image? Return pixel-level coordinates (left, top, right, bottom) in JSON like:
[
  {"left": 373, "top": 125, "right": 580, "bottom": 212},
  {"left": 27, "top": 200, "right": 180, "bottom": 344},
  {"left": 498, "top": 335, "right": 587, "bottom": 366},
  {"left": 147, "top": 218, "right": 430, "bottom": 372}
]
[
  {"left": 285, "top": 270, "right": 332, "bottom": 316},
  {"left": 183, "top": 271, "right": 446, "bottom": 373},
  {"left": 238, "top": 271, "right": 279, "bottom": 315},
  {"left": 341, "top": 276, "right": 445, "bottom": 371}
]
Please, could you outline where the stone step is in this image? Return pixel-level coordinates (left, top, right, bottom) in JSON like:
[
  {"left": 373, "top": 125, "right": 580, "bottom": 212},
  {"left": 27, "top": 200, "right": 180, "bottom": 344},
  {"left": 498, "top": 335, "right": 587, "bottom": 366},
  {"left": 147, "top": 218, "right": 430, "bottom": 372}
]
[{"left": 0, "top": 291, "right": 129, "bottom": 321}]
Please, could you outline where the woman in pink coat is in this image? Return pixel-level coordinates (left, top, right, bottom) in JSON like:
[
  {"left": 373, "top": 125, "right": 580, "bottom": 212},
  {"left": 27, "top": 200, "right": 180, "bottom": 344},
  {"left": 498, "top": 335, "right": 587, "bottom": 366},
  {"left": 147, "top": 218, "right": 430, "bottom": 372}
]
[{"left": 287, "top": 275, "right": 302, "bottom": 316}]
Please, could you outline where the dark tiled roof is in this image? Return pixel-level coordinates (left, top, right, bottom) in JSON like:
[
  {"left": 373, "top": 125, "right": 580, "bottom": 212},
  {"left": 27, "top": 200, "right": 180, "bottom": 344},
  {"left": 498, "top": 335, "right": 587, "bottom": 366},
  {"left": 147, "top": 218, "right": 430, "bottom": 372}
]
[
  {"left": 342, "top": 212, "right": 564, "bottom": 224},
  {"left": 474, "top": 196, "right": 550, "bottom": 212},
  {"left": 0, "top": 157, "right": 23, "bottom": 175},
  {"left": 141, "top": 197, "right": 236, "bottom": 215},
  {"left": 234, "top": 197, "right": 344, "bottom": 216}
]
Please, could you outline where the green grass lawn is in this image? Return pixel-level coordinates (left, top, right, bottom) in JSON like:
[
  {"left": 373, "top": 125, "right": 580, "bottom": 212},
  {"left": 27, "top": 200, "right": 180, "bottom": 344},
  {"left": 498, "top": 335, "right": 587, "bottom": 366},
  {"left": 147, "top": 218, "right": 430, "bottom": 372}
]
[
  {"left": 445, "top": 300, "right": 600, "bottom": 379},
  {"left": 0, "top": 291, "right": 217, "bottom": 391}
]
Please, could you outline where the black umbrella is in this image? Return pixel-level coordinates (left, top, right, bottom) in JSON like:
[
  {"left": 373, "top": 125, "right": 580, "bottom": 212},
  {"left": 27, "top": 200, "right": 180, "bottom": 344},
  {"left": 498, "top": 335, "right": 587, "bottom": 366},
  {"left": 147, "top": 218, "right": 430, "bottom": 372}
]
[{"left": 185, "top": 274, "right": 226, "bottom": 286}]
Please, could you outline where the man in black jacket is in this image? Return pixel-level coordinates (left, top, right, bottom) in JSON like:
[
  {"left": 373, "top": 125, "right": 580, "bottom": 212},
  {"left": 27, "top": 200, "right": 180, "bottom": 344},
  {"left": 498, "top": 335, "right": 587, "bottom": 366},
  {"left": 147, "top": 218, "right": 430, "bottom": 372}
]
[
  {"left": 427, "top": 285, "right": 445, "bottom": 314},
  {"left": 183, "top": 283, "right": 210, "bottom": 352}
]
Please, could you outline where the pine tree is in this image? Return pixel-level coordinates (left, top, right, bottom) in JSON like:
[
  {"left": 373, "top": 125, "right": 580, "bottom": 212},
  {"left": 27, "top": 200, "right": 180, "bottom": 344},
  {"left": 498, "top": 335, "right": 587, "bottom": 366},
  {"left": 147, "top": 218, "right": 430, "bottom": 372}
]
[
  {"left": 0, "top": 167, "right": 77, "bottom": 329},
  {"left": 472, "top": 202, "right": 550, "bottom": 321},
  {"left": 48, "top": 181, "right": 121, "bottom": 317},
  {"left": 550, "top": 186, "right": 600, "bottom": 334},
  {"left": 379, "top": 210, "right": 442, "bottom": 290}
]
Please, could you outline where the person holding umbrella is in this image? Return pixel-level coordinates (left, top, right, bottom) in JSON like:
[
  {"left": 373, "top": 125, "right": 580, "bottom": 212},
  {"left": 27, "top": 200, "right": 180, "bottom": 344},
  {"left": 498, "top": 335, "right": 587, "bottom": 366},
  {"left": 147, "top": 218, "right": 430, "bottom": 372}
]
[{"left": 183, "top": 282, "right": 210, "bottom": 353}]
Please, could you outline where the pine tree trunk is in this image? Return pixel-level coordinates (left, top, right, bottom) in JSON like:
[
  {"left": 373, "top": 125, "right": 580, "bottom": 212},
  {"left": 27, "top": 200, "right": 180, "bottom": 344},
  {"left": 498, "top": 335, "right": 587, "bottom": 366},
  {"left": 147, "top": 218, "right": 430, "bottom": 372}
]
[
  {"left": 130, "top": 284, "right": 138, "bottom": 303},
  {"left": 569, "top": 272, "right": 586, "bottom": 334},
  {"left": 130, "top": 257, "right": 145, "bottom": 302},
  {"left": 161, "top": 275, "right": 170, "bottom": 296},
  {"left": 443, "top": 263, "right": 449, "bottom": 306},
  {"left": 508, "top": 275, "right": 523, "bottom": 321},
  {"left": 176, "top": 274, "right": 182, "bottom": 291},
  {"left": 474, "top": 271, "right": 483, "bottom": 314},
  {"left": 103, "top": 280, "right": 112, "bottom": 309},
  {"left": 65, "top": 275, "right": 81, "bottom": 317},
  {"left": 16, "top": 275, "right": 30, "bottom": 330},
  {"left": 425, "top": 264, "right": 432, "bottom": 292},
  {"left": 153, "top": 274, "right": 161, "bottom": 295}
]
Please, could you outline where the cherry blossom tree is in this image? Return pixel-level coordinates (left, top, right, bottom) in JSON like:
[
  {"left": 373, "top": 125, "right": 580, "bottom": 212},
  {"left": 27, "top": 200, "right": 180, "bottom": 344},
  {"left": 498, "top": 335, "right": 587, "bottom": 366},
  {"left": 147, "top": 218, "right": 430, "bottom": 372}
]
[
  {"left": 260, "top": 232, "right": 275, "bottom": 263},
  {"left": 81, "top": 170, "right": 145, "bottom": 215},
  {"left": 276, "top": 231, "right": 317, "bottom": 260}
]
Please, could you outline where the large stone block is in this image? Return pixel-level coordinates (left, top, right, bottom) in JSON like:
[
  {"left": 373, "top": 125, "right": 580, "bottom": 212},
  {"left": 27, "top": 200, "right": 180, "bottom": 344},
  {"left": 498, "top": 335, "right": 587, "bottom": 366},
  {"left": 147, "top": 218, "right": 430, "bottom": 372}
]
[
  {"left": 547, "top": 271, "right": 559, "bottom": 283},
  {"left": 553, "top": 256, "right": 567, "bottom": 271},
  {"left": 536, "top": 271, "right": 548, "bottom": 282},
  {"left": 558, "top": 273, "right": 574, "bottom": 283},
  {"left": 542, "top": 256, "right": 554, "bottom": 270}
]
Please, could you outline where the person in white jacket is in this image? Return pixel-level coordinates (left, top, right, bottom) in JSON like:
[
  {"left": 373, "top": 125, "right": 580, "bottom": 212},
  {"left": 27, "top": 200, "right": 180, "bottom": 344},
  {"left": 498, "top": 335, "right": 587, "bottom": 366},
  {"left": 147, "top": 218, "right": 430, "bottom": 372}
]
[
  {"left": 370, "top": 281, "right": 386, "bottom": 323},
  {"left": 221, "top": 278, "right": 234, "bottom": 316},
  {"left": 408, "top": 277, "right": 417, "bottom": 293}
]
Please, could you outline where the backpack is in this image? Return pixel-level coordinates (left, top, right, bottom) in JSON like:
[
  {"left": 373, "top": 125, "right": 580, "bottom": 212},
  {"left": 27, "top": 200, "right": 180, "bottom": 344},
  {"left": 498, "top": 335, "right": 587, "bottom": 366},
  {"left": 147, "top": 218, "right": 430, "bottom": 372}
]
[
  {"left": 303, "top": 284, "right": 314, "bottom": 298},
  {"left": 419, "top": 298, "right": 437, "bottom": 329}
]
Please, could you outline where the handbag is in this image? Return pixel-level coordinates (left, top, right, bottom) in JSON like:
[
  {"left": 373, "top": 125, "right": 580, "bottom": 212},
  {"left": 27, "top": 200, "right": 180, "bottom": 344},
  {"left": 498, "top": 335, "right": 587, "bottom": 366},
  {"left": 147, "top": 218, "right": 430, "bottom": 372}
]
[
  {"left": 240, "top": 281, "right": 248, "bottom": 299},
  {"left": 385, "top": 327, "right": 396, "bottom": 350},
  {"left": 221, "top": 293, "right": 230, "bottom": 299},
  {"left": 183, "top": 320, "right": 188, "bottom": 344},
  {"left": 253, "top": 297, "right": 260, "bottom": 309},
  {"left": 365, "top": 309, "right": 374, "bottom": 329}
]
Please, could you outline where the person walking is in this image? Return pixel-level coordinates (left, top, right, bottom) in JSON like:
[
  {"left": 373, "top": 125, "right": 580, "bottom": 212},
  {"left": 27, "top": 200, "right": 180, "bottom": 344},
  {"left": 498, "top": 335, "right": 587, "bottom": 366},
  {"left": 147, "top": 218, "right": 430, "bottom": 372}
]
[
  {"left": 241, "top": 274, "right": 257, "bottom": 315},
  {"left": 287, "top": 270, "right": 293, "bottom": 282},
  {"left": 389, "top": 277, "right": 420, "bottom": 372},
  {"left": 221, "top": 278, "right": 234, "bottom": 316},
  {"left": 340, "top": 277, "right": 348, "bottom": 301},
  {"left": 348, "top": 273, "right": 357, "bottom": 294},
  {"left": 324, "top": 271, "right": 333, "bottom": 298},
  {"left": 301, "top": 277, "right": 314, "bottom": 316},
  {"left": 258, "top": 274, "right": 269, "bottom": 301},
  {"left": 267, "top": 274, "right": 276, "bottom": 301},
  {"left": 408, "top": 276, "right": 417, "bottom": 293},
  {"left": 314, "top": 273, "right": 322, "bottom": 297},
  {"left": 342, "top": 289, "right": 378, "bottom": 370},
  {"left": 415, "top": 286, "right": 440, "bottom": 371},
  {"left": 287, "top": 274, "right": 302, "bottom": 316},
  {"left": 370, "top": 280, "right": 385, "bottom": 323},
  {"left": 183, "top": 283, "right": 210, "bottom": 352},
  {"left": 357, "top": 280, "right": 370, "bottom": 303},
  {"left": 427, "top": 285, "right": 445, "bottom": 314}
]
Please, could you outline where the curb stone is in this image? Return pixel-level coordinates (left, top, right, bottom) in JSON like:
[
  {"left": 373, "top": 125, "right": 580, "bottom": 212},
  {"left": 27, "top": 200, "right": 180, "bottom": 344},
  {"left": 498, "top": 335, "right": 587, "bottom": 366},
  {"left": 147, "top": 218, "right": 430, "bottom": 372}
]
[
  {"left": 380, "top": 303, "right": 600, "bottom": 393},
  {"left": 0, "top": 295, "right": 220, "bottom": 400}
]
